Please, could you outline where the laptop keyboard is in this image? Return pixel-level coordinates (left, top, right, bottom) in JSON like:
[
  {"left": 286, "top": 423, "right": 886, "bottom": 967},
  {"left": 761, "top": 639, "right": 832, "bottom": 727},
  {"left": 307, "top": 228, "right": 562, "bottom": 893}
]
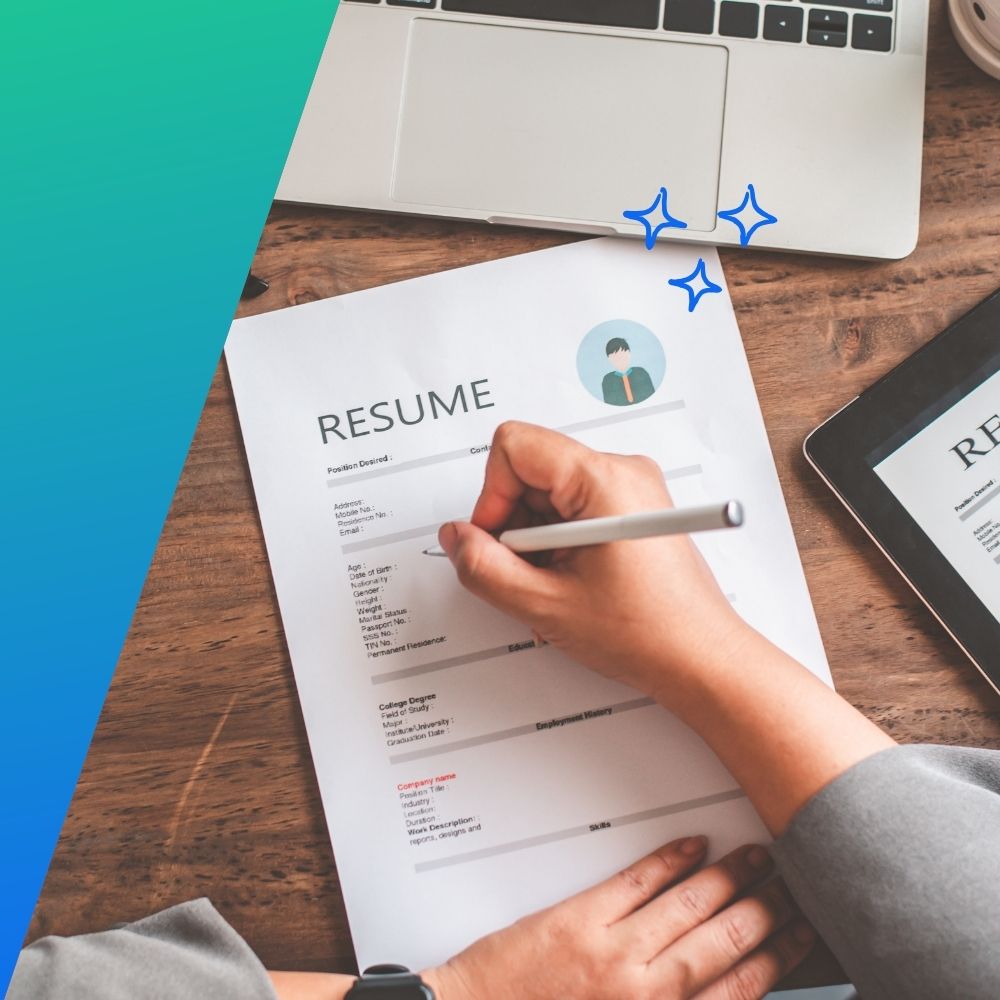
[{"left": 345, "top": 0, "right": 894, "bottom": 53}]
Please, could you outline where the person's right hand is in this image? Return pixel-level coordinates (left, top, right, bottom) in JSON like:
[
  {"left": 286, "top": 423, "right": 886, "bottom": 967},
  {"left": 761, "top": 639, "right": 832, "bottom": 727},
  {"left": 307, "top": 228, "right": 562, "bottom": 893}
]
[
  {"left": 438, "top": 422, "right": 752, "bottom": 704},
  {"left": 423, "top": 836, "right": 815, "bottom": 1000}
]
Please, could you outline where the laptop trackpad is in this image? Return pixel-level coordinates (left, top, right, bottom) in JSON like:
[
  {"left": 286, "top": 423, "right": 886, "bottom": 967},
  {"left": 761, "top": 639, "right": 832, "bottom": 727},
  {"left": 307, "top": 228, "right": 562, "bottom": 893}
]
[{"left": 392, "top": 20, "right": 728, "bottom": 232}]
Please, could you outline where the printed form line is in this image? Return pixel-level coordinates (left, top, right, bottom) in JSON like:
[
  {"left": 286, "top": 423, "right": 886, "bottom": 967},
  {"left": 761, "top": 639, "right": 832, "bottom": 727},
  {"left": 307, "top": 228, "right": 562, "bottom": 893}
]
[
  {"left": 414, "top": 788, "right": 747, "bottom": 873},
  {"left": 327, "top": 399, "right": 687, "bottom": 489},
  {"left": 344, "top": 520, "right": 461, "bottom": 555},
  {"left": 389, "top": 697, "right": 656, "bottom": 765},
  {"left": 556, "top": 399, "right": 686, "bottom": 435},
  {"left": 372, "top": 639, "right": 539, "bottom": 685},
  {"left": 959, "top": 482, "right": 1000, "bottom": 522}
]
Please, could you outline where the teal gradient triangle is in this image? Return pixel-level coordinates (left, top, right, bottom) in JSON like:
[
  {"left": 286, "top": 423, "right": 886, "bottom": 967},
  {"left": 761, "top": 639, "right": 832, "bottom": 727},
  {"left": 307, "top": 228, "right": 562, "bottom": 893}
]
[{"left": 0, "top": 2, "right": 340, "bottom": 991}]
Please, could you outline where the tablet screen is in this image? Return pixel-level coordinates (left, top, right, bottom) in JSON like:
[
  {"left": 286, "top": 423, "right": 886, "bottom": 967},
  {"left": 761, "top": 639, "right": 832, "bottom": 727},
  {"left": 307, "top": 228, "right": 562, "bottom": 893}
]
[
  {"left": 805, "top": 288, "right": 1000, "bottom": 690},
  {"left": 872, "top": 365, "right": 1000, "bottom": 627}
]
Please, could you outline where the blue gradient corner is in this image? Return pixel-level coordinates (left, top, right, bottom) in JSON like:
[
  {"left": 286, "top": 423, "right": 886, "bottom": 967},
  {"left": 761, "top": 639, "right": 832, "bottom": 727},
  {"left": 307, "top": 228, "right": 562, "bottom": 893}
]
[{"left": 0, "top": 2, "right": 340, "bottom": 992}]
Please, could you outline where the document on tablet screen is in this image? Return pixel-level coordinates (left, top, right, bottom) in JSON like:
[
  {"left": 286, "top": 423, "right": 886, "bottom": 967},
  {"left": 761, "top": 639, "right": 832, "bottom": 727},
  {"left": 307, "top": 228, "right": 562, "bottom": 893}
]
[
  {"left": 874, "top": 368, "right": 1000, "bottom": 624},
  {"left": 225, "top": 239, "right": 831, "bottom": 970}
]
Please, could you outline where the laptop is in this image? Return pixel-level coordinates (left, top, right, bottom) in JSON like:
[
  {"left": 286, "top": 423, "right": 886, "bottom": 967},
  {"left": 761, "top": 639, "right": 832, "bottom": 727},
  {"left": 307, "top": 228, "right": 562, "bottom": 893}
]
[{"left": 278, "top": 1, "right": 929, "bottom": 260}]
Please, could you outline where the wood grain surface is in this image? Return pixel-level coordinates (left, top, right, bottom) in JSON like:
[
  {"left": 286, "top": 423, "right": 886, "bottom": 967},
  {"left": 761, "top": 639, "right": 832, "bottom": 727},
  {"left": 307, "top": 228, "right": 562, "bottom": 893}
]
[{"left": 28, "top": 0, "right": 1000, "bottom": 986}]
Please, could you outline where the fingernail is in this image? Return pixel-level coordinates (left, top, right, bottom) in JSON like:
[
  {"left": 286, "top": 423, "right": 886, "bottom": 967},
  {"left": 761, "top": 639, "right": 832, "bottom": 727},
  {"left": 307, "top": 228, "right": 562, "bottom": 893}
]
[
  {"left": 438, "top": 522, "right": 458, "bottom": 560},
  {"left": 793, "top": 921, "right": 817, "bottom": 946},
  {"left": 745, "top": 846, "right": 772, "bottom": 870},
  {"left": 679, "top": 836, "right": 707, "bottom": 857}
]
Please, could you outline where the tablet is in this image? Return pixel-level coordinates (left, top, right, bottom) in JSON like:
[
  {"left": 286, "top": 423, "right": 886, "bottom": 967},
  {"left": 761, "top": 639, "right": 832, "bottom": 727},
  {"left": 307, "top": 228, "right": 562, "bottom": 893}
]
[{"left": 805, "top": 288, "right": 1000, "bottom": 695}]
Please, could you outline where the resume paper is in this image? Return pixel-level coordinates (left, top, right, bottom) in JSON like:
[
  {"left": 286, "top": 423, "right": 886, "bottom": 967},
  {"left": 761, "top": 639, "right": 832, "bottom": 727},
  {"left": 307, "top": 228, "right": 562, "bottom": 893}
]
[{"left": 225, "top": 239, "right": 831, "bottom": 970}]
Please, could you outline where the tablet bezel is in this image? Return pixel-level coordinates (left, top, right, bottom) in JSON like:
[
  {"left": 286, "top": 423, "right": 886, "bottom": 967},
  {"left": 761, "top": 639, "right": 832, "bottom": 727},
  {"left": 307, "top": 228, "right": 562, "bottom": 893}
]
[{"left": 804, "top": 289, "right": 1000, "bottom": 696}]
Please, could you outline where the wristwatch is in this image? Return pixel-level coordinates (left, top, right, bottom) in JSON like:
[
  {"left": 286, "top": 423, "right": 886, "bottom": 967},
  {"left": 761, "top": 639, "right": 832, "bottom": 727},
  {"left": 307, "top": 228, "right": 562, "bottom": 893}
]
[{"left": 344, "top": 964, "right": 436, "bottom": 999}]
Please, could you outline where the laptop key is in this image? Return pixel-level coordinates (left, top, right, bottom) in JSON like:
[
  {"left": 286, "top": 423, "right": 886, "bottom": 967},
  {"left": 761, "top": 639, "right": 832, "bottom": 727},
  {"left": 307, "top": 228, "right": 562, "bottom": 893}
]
[
  {"left": 852, "top": 13, "right": 892, "bottom": 51},
  {"left": 388, "top": 0, "right": 438, "bottom": 6},
  {"left": 440, "top": 0, "right": 660, "bottom": 30},
  {"left": 808, "top": 27, "right": 847, "bottom": 46},
  {"left": 763, "top": 4, "right": 803, "bottom": 42},
  {"left": 664, "top": 0, "right": 716, "bottom": 35},
  {"left": 719, "top": 1, "right": 760, "bottom": 38},
  {"left": 808, "top": 9, "right": 848, "bottom": 31}
]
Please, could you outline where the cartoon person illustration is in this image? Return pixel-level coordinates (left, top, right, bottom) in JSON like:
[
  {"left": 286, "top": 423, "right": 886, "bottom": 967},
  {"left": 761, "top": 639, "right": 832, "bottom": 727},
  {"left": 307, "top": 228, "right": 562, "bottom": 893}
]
[{"left": 601, "top": 337, "right": 656, "bottom": 406}]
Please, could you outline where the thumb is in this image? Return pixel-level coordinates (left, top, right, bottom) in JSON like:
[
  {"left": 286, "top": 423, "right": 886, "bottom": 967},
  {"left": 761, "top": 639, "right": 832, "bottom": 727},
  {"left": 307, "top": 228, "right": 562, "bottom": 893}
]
[{"left": 439, "top": 520, "right": 557, "bottom": 625}]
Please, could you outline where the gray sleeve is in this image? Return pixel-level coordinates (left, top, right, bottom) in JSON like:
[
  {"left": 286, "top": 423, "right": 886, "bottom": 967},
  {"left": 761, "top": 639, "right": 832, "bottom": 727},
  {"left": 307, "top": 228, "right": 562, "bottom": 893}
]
[
  {"left": 772, "top": 744, "right": 1000, "bottom": 1000},
  {"left": 8, "top": 898, "right": 278, "bottom": 1000}
]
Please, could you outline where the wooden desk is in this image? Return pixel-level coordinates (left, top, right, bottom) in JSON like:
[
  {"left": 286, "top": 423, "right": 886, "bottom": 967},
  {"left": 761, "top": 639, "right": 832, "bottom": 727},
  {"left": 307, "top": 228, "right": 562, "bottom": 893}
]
[{"left": 28, "top": 0, "right": 1000, "bottom": 985}]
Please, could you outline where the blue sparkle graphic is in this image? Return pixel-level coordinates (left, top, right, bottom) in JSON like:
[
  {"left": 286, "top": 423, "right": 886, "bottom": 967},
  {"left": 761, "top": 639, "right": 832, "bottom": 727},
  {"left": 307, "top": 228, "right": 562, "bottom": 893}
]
[
  {"left": 668, "top": 258, "right": 723, "bottom": 313},
  {"left": 623, "top": 187, "right": 688, "bottom": 250},
  {"left": 717, "top": 184, "right": 778, "bottom": 247}
]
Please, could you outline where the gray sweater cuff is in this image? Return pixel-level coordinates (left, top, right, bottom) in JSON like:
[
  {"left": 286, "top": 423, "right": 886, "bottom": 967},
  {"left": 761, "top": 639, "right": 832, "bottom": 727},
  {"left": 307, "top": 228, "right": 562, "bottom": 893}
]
[
  {"left": 772, "top": 743, "right": 1000, "bottom": 1000},
  {"left": 9, "top": 898, "right": 278, "bottom": 1000}
]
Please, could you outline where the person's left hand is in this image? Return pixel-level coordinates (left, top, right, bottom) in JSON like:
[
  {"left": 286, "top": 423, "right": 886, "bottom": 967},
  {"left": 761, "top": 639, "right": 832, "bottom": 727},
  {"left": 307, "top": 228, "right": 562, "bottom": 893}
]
[{"left": 422, "top": 835, "right": 815, "bottom": 1000}]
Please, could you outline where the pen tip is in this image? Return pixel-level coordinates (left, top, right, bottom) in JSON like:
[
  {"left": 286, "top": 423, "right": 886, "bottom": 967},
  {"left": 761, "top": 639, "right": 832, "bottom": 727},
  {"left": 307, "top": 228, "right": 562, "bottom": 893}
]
[
  {"left": 241, "top": 272, "right": 269, "bottom": 300},
  {"left": 725, "top": 500, "right": 745, "bottom": 528}
]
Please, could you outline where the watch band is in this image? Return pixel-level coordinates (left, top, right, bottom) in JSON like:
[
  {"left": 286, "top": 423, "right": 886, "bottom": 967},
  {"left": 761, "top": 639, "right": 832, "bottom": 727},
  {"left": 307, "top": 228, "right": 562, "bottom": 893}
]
[{"left": 345, "top": 964, "right": 436, "bottom": 998}]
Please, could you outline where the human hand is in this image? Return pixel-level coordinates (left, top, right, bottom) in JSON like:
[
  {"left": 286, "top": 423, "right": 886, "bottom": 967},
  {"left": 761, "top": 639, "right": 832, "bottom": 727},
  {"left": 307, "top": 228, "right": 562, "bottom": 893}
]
[
  {"left": 422, "top": 836, "right": 814, "bottom": 1000},
  {"left": 438, "top": 422, "right": 751, "bottom": 704}
]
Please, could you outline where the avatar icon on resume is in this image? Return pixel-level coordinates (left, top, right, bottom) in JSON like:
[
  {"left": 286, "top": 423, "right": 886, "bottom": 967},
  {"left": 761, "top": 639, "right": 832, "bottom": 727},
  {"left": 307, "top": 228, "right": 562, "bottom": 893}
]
[{"left": 601, "top": 337, "right": 655, "bottom": 407}]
